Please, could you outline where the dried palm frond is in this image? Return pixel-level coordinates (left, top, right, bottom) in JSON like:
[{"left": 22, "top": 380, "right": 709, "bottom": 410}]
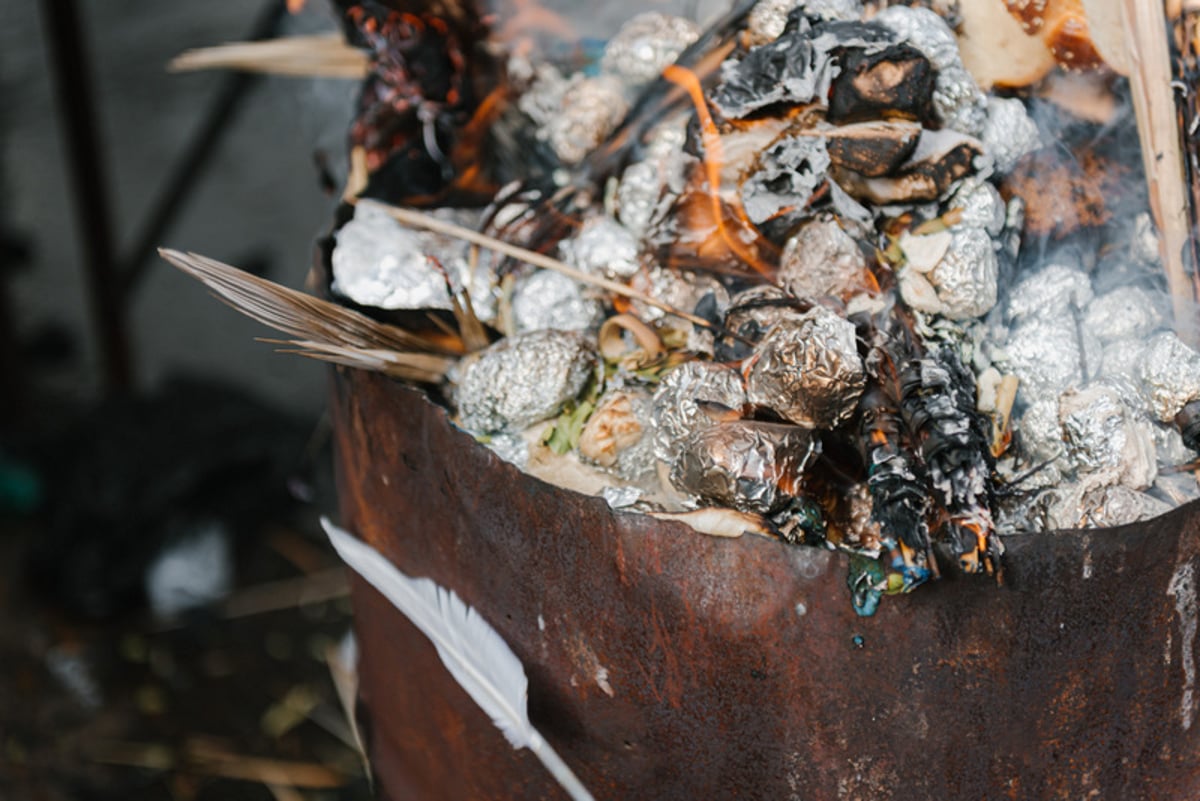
[
  {"left": 159, "top": 249, "right": 461, "bottom": 382},
  {"left": 169, "top": 34, "right": 369, "bottom": 79}
]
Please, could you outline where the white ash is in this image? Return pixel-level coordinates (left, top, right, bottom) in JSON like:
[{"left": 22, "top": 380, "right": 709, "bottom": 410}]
[
  {"left": 511, "top": 270, "right": 605, "bottom": 334},
  {"left": 1137, "top": 332, "right": 1200, "bottom": 422},
  {"left": 559, "top": 216, "right": 641, "bottom": 280},
  {"left": 1058, "top": 383, "right": 1157, "bottom": 490},
  {"left": 1151, "top": 421, "right": 1194, "bottom": 468},
  {"left": 651, "top": 361, "right": 747, "bottom": 464},
  {"left": 453, "top": 330, "right": 598, "bottom": 434},
  {"left": 778, "top": 216, "right": 868, "bottom": 299},
  {"left": 873, "top": 5, "right": 987, "bottom": 136},
  {"left": 600, "top": 13, "right": 699, "bottom": 89},
  {"left": 1082, "top": 286, "right": 1165, "bottom": 344},
  {"left": 1131, "top": 212, "right": 1161, "bottom": 266},
  {"left": 1155, "top": 473, "right": 1200, "bottom": 507},
  {"left": 745, "top": 306, "right": 866, "bottom": 428},
  {"left": 981, "top": 97, "right": 1041, "bottom": 175},
  {"left": 332, "top": 202, "right": 492, "bottom": 317},
  {"left": 1005, "top": 262, "right": 1093, "bottom": 322},
  {"left": 544, "top": 75, "right": 629, "bottom": 166},
  {"left": 740, "top": 136, "right": 831, "bottom": 225}
]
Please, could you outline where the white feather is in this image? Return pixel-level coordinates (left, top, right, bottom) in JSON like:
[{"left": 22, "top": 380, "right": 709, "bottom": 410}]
[{"left": 322, "top": 518, "right": 595, "bottom": 801}]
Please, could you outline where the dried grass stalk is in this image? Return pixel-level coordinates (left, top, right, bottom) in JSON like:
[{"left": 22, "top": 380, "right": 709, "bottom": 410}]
[{"left": 169, "top": 34, "right": 369, "bottom": 79}]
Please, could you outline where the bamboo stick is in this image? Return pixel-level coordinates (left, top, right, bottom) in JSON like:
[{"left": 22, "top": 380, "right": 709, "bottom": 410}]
[{"left": 1121, "top": 0, "right": 1199, "bottom": 344}]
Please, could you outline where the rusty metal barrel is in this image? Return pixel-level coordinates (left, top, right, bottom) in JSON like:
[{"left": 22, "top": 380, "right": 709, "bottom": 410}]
[{"left": 331, "top": 367, "right": 1200, "bottom": 800}]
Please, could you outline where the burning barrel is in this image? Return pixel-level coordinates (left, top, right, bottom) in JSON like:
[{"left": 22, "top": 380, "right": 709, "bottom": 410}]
[{"left": 165, "top": 0, "right": 1200, "bottom": 797}]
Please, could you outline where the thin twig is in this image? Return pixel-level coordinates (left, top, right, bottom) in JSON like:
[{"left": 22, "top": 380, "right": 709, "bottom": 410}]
[{"left": 360, "top": 200, "right": 722, "bottom": 332}]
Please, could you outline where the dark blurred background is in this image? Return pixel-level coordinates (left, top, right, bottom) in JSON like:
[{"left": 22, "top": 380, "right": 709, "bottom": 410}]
[{"left": 0, "top": 2, "right": 372, "bottom": 798}]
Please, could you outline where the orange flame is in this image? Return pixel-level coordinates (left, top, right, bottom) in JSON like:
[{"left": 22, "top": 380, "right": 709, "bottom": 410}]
[{"left": 662, "top": 64, "right": 777, "bottom": 280}]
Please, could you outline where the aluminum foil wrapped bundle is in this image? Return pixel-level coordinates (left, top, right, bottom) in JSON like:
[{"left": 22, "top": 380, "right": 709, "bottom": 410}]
[
  {"left": 1136, "top": 332, "right": 1200, "bottom": 424},
  {"left": 600, "top": 12, "right": 700, "bottom": 89},
  {"left": 332, "top": 202, "right": 493, "bottom": 318},
  {"left": 1005, "top": 262, "right": 1094, "bottom": 322},
  {"left": 544, "top": 75, "right": 629, "bottom": 166},
  {"left": 1083, "top": 286, "right": 1165, "bottom": 344},
  {"left": 511, "top": 270, "right": 606, "bottom": 334},
  {"left": 558, "top": 216, "right": 642, "bottom": 281},
  {"left": 670, "top": 421, "right": 818, "bottom": 514},
  {"left": 1058, "top": 383, "right": 1157, "bottom": 491},
  {"left": 745, "top": 306, "right": 866, "bottom": 429},
  {"left": 651, "top": 362, "right": 747, "bottom": 464},
  {"left": 778, "top": 215, "right": 868, "bottom": 300},
  {"left": 453, "top": 330, "right": 599, "bottom": 434},
  {"left": 981, "top": 97, "right": 1042, "bottom": 175}
]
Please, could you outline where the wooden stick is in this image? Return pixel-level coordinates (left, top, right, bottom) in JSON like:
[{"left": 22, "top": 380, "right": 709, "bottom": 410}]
[
  {"left": 1121, "top": 0, "right": 1199, "bottom": 344},
  {"left": 169, "top": 34, "right": 369, "bottom": 79},
  {"left": 361, "top": 200, "right": 720, "bottom": 331}
]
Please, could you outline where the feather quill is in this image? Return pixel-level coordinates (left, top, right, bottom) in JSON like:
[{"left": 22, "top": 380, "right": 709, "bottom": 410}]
[{"left": 322, "top": 519, "right": 595, "bottom": 801}]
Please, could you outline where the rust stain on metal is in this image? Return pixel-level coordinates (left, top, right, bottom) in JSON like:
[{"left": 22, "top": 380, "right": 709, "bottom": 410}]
[{"left": 331, "top": 368, "right": 1200, "bottom": 800}]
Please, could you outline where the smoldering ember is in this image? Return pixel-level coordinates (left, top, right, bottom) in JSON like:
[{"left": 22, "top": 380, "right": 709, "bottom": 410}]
[{"left": 166, "top": 0, "right": 1200, "bottom": 615}]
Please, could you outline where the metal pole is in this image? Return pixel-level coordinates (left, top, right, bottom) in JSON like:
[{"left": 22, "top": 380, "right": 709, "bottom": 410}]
[{"left": 42, "top": 0, "right": 133, "bottom": 391}]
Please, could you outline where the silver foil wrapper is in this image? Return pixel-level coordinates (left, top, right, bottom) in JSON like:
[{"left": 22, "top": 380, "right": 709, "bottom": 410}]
[
  {"left": 778, "top": 216, "right": 867, "bottom": 300},
  {"left": 724, "top": 285, "right": 797, "bottom": 339},
  {"left": 1058, "top": 383, "right": 1157, "bottom": 490},
  {"left": 670, "top": 421, "right": 817, "bottom": 514},
  {"left": 874, "top": 5, "right": 986, "bottom": 136},
  {"left": 558, "top": 216, "right": 641, "bottom": 280},
  {"left": 1152, "top": 422, "right": 1194, "bottom": 468},
  {"left": 332, "top": 202, "right": 493, "bottom": 317},
  {"left": 1137, "top": 332, "right": 1200, "bottom": 422},
  {"left": 1049, "top": 484, "right": 1171, "bottom": 530},
  {"left": 600, "top": 12, "right": 699, "bottom": 88},
  {"left": 924, "top": 227, "right": 999, "bottom": 320},
  {"left": 1100, "top": 339, "right": 1143, "bottom": 383},
  {"left": 545, "top": 75, "right": 629, "bottom": 165},
  {"left": 453, "top": 330, "right": 599, "bottom": 433},
  {"left": 1013, "top": 399, "right": 1065, "bottom": 489},
  {"left": 1005, "top": 262, "right": 1093, "bottom": 322},
  {"left": 579, "top": 388, "right": 657, "bottom": 484},
  {"left": 484, "top": 431, "right": 530, "bottom": 470},
  {"left": 1083, "top": 286, "right": 1165, "bottom": 344},
  {"left": 745, "top": 306, "right": 866, "bottom": 428},
  {"left": 617, "top": 119, "right": 689, "bottom": 237},
  {"left": 630, "top": 267, "right": 725, "bottom": 323},
  {"left": 745, "top": 0, "right": 862, "bottom": 45},
  {"left": 651, "top": 361, "right": 747, "bottom": 463},
  {"left": 601, "top": 485, "right": 644, "bottom": 509},
  {"left": 1003, "top": 315, "right": 1095, "bottom": 398},
  {"left": 950, "top": 178, "right": 1005, "bottom": 237},
  {"left": 981, "top": 97, "right": 1041, "bottom": 175},
  {"left": 511, "top": 270, "right": 605, "bottom": 334},
  {"left": 516, "top": 63, "right": 568, "bottom": 128}
]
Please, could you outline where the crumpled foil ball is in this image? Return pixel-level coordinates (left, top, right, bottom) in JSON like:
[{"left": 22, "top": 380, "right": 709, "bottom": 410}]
[
  {"left": 671, "top": 421, "right": 817, "bottom": 514},
  {"left": 544, "top": 75, "right": 629, "bottom": 165},
  {"left": 332, "top": 202, "right": 493, "bottom": 318},
  {"left": 1058, "top": 383, "right": 1157, "bottom": 490},
  {"left": 453, "top": 330, "right": 598, "bottom": 433},
  {"left": 981, "top": 97, "right": 1041, "bottom": 175},
  {"left": 559, "top": 216, "right": 642, "bottom": 281},
  {"left": 1137, "top": 332, "right": 1200, "bottom": 422},
  {"left": 1083, "top": 286, "right": 1165, "bottom": 344},
  {"left": 778, "top": 216, "right": 867, "bottom": 300},
  {"left": 601, "top": 12, "right": 699, "bottom": 88},
  {"left": 1005, "top": 262, "right": 1093, "bottom": 322},
  {"left": 745, "top": 306, "right": 866, "bottom": 428},
  {"left": 651, "top": 361, "right": 747, "bottom": 463},
  {"left": 1003, "top": 314, "right": 1098, "bottom": 398},
  {"left": 579, "top": 388, "right": 657, "bottom": 484},
  {"left": 511, "top": 270, "right": 605, "bottom": 334}
]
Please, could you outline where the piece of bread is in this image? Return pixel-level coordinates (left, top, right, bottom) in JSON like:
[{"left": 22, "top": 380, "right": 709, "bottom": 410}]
[
  {"left": 958, "top": 0, "right": 1057, "bottom": 89},
  {"left": 1003, "top": 0, "right": 1128, "bottom": 73}
]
